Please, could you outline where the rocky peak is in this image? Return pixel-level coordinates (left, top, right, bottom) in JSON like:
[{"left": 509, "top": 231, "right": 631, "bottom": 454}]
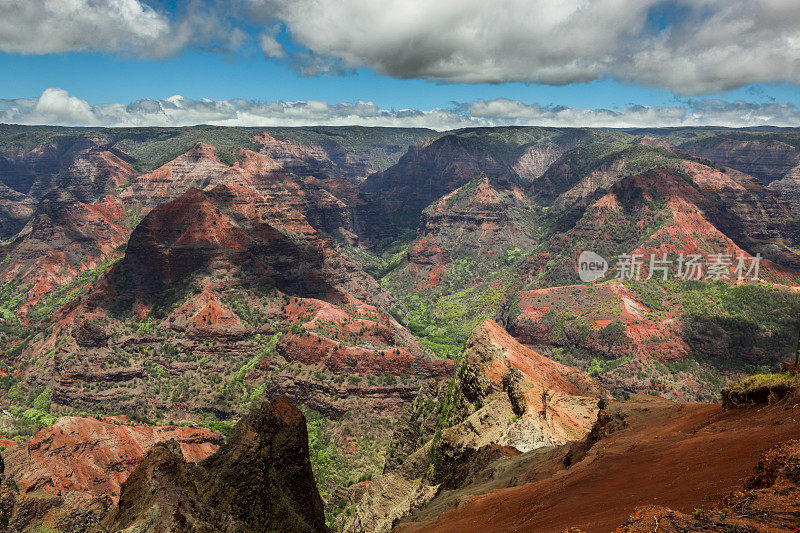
[
  {"left": 54, "top": 138, "right": 136, "bottom": 203},
  {"left": 445, "top": 320, "right": 608, "bottom": 455},
  {"left": 427, "top": 320, "right": 606, "bottom": 485},
  {"left": 361, "top": 134, "right": 510, "bottom": 237},
  {"left": 0, "top": 416, "right": 221, "bottom": 530},
  {"left": 109, "top": 182, "right": 401, "bottom": 313},
  {"left": 339, "top": 321, "right": 609, "bottom": 530},
  {"left": 462, "top": 319, "right": 608, "bottom": 401},
  {"left": 102, "top": 396, "right": 329, "bottom": 532},
  {"left": 119, "top": 142, "right": 247, "bottom": 211}
]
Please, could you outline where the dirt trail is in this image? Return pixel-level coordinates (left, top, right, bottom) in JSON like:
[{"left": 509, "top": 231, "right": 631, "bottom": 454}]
[{"left": 396, "top": 395, "right": 800, "bottom": 533}]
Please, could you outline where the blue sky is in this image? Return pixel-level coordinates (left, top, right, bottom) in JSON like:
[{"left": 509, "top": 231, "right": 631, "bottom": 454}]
[
  {"left": 2, "top": 0, "right": 800, "bottom": 129},
  {"left": 6, "top": 50, "right": 800, "bottom": 111}
]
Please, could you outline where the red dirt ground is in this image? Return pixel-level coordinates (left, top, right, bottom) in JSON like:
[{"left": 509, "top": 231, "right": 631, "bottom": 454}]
[{"left": 397, "top": 395, "right": 800, "bottom": 533}]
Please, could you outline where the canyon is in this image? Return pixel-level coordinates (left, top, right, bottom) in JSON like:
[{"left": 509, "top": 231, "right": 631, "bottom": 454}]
[{"left": 0, "top": 124, "right": 799, "bottom": 531}]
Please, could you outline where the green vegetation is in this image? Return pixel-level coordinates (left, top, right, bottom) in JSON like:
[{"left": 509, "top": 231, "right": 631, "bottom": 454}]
[
  {"left": 7, "top": 405, "right": 58, "bottom": 429},
  {"left": 403, "top": 280, "right": 511, "bottom": 358},
  {"left": 301, "top": 405, "right": 391, "bottom": 527},
  {"left": 724, "top": 372, "right": 800, "bottom": 395},
  {"left": 0, "top": 279, "right": 29, "bottom": 319},
  {"left": 722, "top": 372, "right": 800, "bottom": 406},
  {"left": 26, "top": 255, "right": 122, "bottom": 325},
  {"left": 676, "top": 281, "right": 800, "bottom": 371},
  {"left": 224, "top": 294, "right": 268, "bottom": 328},
  {"left": 625, "top": 280, "right": 667, "bottom": 311},
  {"left": 0, "top": 124, "right": 432, "bottom": 175},
  {"left": 200, "top": 413, "right": 236, "bottom": 438}
]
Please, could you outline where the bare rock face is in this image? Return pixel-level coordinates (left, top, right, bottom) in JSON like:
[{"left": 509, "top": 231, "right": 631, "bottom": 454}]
[
  {"left": 430, "top": 320, "right": 608, "bottom": 487},
  {"left": 409, "top": 177, "right": 534, "bottom": 281},
  {"left": 252, "top": 132, "right": 339, "bottom": 179},
  {"left": 769, "top": 171, "right": 800, "bottom": 215},
  {"left": 71, "top": 318, "right": 109, "bottom": 347},
  {"left": 0, "top": 416, "right": 221, "bottom": 531},
  {"left": 53, "top": 138, "right": 136, "bottom": 203},
  {"left": 511, "top": 143, "right": 565, "bottom": 181},
  {"left": 341, "top": 321, "right": 608, "bottom": 533},
  {"left": 361, "top": 134, "right": 511, "bottom": 237},
  {"left": 0, "top": 137, "right": 134, "bottom": 239},
  {"left": 0, "top": 191, "right": 131, "bottom": 314},
  {"left": 102, "top": 396, "right": 329, "bottom": 533},
  {"left": 679, "top": 138, "right": 800, "bottom": 185},
  {"left": 112, "top": 182, "right": 394, "bottom": 310},
  {"left": 0, "top": 182, "right": 35, "bottom": 239},
  {"left": 119, "top": 142, "right": 243, "bottom": 212}
]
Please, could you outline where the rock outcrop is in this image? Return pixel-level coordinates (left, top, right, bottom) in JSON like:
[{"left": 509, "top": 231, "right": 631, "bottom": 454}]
[
  {"left": 396, "top": 394, "right": 800, "bottom": 532},
  {"left": 53, "top": 138, "right": 136, "bottom": 203},
  {"left": 0, "top": 416, "right": 221, "bottom": 531},
  {"left": 341, "top": 320, "right": 608, "bottom": 532},
  {"left": 101, "top": 396, "right": 329, "bottom": 532},
  {"left": 430, "top": 320, "right": 608, "bottom": 484}
]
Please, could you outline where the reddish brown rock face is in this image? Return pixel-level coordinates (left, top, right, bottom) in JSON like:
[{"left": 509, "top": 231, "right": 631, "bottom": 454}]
[
  {"left": 54, "top": 139, "right": 137, "bottom": 203},
  {"left": 0, "top": 137, "right": 129, "bottom": 239},
  {"left": 0, "top": 193, "right": 131, "bottom": 314},
  {"left": 361, "top": 134, "right": 513, "bottom": 238},
  {"left": 252, "top": 132, "right": 340, "bottom": 178},
  {"left": 399, "top": 176, "right": 536, "bottom": 289},
  {"left": 101, "top": 396, "right": 329, "bottom": 533},
  {"left": 1, "top": 416, "right": 221, "bottom": 529},
  {"left": 108, "top": 181, "right": 396, "bottom": 310},
  {"left": 119, "top": 142, "right": 246, "bottom": 212},
  {"left": 679, "top": 138, "right": 800, "bottom": 185},
  {"left": 437, "top": 319, "right": 608, "bottom": 456}
]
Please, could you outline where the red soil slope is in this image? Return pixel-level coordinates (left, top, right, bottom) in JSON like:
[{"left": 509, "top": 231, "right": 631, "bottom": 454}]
[{"left": 397, "top": 396, "right": 800, "bottom": 533}]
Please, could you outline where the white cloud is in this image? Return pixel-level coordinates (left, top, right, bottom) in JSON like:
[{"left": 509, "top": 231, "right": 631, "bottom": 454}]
[
  {"left": 246, "top": 0, "right": 800, "bottom": 94},
  {"left": 258, "top": 27, "right": 286, "bottom": 58},
  {"left": 5, "top": 1, "right": 800, "bottom": 93},
  {"left": 0, "top": 0, "right": 240, "bottom": 57},
  {"left": 2, "top": 89, "right": 800, "bottom": 130}
]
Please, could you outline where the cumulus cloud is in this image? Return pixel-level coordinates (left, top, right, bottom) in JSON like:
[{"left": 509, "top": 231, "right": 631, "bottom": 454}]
[
  {"left": 5, "top": 1, "right": 800, "bottom": 93},
  {"left": 245, "top": 0, "right": 800, "bottom": 94},
  {"left": 0, "top": 0, "right": 240, "bottom": 57},
  {"left": 2, "top": 88, "right": 800, "bottom": 130},
  {"left": 258, "top": 27, "right": 286, "bottom": 59}
]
